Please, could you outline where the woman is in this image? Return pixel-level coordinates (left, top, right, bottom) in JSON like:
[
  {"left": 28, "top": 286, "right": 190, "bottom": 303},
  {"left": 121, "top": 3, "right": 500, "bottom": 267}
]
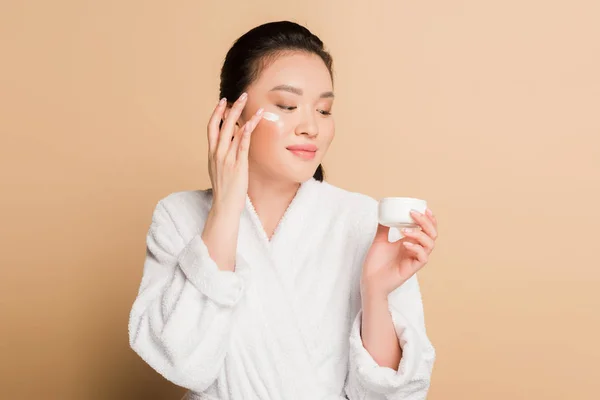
[{"left": 128, "top": 21, "right": 438, "bottom": 400}]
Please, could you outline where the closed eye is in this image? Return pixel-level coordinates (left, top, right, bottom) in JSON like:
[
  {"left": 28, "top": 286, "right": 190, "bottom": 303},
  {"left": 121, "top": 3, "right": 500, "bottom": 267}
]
[
  {"left": 276, "top": 105, "right": 296, "bottom": 111},
  {"left": 277, "top": 104, "right": 332, "bottom": 116}
]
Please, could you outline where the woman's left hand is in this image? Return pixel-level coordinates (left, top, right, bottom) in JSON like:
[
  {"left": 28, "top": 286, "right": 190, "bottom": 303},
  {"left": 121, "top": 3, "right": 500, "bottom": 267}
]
[{"left": 361, "top": 209, "right": 438, "bottom": 297}]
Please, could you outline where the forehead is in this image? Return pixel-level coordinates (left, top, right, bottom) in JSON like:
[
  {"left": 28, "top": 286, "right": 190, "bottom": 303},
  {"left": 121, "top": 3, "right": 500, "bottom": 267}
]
[{"left": 251, "top": 52, "right": 333, "bottom": 95}]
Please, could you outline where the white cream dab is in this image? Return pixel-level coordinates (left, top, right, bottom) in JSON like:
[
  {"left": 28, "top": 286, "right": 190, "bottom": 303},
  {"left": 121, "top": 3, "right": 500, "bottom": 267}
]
[
  {"left": 262, "top": 111, "right": 280, "bottom": 122},
  {"left": 261, "top": 111, "right": 285, "bottom": 130}
]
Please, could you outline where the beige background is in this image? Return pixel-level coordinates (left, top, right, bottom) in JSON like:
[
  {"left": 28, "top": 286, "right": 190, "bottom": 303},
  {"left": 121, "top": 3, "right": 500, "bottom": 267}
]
[{"left": 2, "top": 1, "right": 599, "bottom": 399}]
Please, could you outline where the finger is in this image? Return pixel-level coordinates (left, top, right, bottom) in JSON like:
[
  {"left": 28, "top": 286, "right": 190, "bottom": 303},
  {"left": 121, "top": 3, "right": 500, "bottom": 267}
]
[
  {"left": 248, "top": 106, "right": 265, "bottom": 127},
  {"left": 217, "top": 92, "right": 248, "bottom": 156},
  {"left": 207, "top": 98, "right": 227, "bottom": 153},
  {"left": 402, "top": 242, "right": 428, "bottom": 264},
  {"left": 228, "top": 125, "right": 245, "bottom": 164},
  {"left": 401, "top": 228, "right": 435, "bottom": 253},
  {"left": 374, "top": 223, "right": 391, "bottom": 242},
  {"left": 410, "top": 210, "right": 438, "bottom": 240},
  {"left": 229, "top": 108, "right": 261, "bottom": 163},
  {"left": 236, "top": 123, "right": 252, "bottom": 165},
  {"left": 426, "top": 208, "right": 438, "bottom": 230},
  {"left": 236, "top": 108, "right": 264, "bottom": 162}
]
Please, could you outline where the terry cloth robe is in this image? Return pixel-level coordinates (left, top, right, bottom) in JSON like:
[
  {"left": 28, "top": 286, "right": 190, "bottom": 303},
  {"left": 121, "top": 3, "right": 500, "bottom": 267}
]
[{"left": 128, "top": 178, "right": 435, "bottom": 400}]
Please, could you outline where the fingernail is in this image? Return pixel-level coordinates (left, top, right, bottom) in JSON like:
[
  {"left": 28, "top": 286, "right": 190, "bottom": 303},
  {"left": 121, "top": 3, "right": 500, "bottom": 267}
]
[
  {"left": 410, "top": 210, "right": 420, "bottom": 216},
  {"left": 402, "top": 228, "right": 412, "bottom": 233},
  {"left": 426, "top": 208, "right": 433, "bottom": 216},
  {"left": 240, "top": 92, "right": 248, "bottom": 100},
  {"left": 256, "top": 107, "right": 264, "bottom": 115},
  {"left": 219, "top": 97, "right": 226, "bottom": 105},
  {"left": 403, "top": 242, "right": 414, "bottom": 247}
]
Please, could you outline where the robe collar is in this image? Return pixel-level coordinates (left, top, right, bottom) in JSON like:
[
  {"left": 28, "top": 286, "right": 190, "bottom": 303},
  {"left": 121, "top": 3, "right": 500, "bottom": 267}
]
[{"left": 241, "top": 177, "right": 321, "bottom": 256}]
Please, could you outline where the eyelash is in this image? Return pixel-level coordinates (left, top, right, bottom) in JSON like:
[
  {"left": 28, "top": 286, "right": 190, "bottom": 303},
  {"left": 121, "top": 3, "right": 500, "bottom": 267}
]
[{"left": 276, "top": 105, "right": 332, "bottom": 116}]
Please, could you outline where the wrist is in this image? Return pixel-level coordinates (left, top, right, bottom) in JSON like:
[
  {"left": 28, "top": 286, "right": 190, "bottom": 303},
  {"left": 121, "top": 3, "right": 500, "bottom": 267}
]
[
  {"left": 202, "top": 210, "right": 241, "bottom": 272},
  {"left": 360, "top": 280, "right": 390, "bottom": 303},
  {"left": 208, "top": 202, "right": 243, "bottom": 224}
]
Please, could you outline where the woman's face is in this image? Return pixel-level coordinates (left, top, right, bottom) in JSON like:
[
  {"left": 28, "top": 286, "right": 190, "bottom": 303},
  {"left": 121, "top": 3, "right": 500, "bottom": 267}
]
[{"left": 237, "top": 52, "right": 335, "bottom": 183}]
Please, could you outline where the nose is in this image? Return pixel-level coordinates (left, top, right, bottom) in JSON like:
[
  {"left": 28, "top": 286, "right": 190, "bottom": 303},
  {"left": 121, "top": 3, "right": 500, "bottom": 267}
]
[{"left": 294, "top": 108, "right": 319, "bottom": 138}]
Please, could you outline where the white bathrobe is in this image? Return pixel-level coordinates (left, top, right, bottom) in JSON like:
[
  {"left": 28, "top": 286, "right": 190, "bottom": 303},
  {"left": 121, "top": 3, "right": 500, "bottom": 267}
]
[{"left": 128, "top": 178, "right": 435, "bottom": 400}]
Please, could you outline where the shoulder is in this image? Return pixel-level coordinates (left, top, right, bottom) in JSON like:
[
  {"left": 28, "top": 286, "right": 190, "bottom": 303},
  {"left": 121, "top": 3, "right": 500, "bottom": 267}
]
[
  {"left": 150, "top": 188, "right": 214, "bottom": 238},
  {"left": 316, "top": 180, "right": 378, "bottom": 213},
  {"left": 316, "top": 180, "right": 379, "bottom": 242},
  {"left": 158, "top": 188, "right": 213, "bottom": 214}
]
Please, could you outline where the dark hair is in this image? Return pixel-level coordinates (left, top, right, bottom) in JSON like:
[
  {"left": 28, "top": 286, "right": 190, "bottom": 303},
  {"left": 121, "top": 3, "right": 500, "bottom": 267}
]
[{"left": 219, "top": 21, "right": 333, "bottom": 182}]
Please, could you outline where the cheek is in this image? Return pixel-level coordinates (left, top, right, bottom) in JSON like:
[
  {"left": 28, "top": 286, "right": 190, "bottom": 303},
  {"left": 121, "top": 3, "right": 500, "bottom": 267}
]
[
  {"left": 249, "top": 120, "right": 284, "bottom": 155},
  {"left": 261, "top": 111, "right": 291, "bottom": 134},
  {"left": 319, "top": 119, "right": 335, "bottom": 147}
]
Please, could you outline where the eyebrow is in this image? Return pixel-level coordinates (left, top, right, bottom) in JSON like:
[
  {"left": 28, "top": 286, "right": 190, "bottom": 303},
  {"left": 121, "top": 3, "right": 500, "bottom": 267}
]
[{"left": 269, "top": 84, "right": 334, "bottom": 99}]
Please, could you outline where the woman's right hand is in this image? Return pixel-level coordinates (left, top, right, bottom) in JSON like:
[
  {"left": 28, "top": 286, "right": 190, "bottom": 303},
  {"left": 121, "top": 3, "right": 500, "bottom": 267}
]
[
  {"left": 202, "top": 93, "right": 263, "bottom": 271},
  {"left": 207, "top": 93, "right": 263, "bottom": 215}
]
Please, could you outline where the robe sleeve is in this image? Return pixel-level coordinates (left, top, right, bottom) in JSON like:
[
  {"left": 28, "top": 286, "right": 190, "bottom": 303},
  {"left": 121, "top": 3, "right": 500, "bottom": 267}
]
[
  {"left": 344, "top": 198, "right": 436, "bottom": 400},
  {"left": 345, "top": 276, "right": 436, "bottom": 400},
  {"left": 128, "top": 200, "right": 248, "bottom": 393}
]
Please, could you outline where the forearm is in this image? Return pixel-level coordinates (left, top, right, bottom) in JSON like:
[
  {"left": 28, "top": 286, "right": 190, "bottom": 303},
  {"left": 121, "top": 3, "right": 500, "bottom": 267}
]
[{"left": 360, "top": 288, "right": 402, "bottom": 370}]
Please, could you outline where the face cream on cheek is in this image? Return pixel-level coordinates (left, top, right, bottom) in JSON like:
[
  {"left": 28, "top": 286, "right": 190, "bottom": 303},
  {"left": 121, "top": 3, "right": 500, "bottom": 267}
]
[
  {"left": 261, "top": 111, "right": 285, "bottom": 130},
  {"left": 262, "top": 111, "right": 279, "bottom": 122}
]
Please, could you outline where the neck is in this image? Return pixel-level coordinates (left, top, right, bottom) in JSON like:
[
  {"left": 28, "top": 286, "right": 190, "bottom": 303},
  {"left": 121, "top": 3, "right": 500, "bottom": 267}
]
[{"left": 247, "top": 173, "right": 302, "bottom": 239}]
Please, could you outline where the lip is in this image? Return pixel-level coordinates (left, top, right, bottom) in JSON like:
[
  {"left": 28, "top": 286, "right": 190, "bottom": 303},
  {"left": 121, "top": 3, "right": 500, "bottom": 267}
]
[
  {"left": 286, "top": 144, "right": 318, "bottom": 160},
  {"left": 286, "top": 144, "right": 318, "bottom": 152}
]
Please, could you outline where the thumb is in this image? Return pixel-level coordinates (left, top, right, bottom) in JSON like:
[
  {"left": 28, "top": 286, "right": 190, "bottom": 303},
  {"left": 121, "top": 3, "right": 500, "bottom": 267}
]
[{"left": 374, "top": 223, "right": 390, "bottom": 242}]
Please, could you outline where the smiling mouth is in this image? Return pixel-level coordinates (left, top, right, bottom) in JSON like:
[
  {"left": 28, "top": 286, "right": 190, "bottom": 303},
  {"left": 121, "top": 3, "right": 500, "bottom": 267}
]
[{"left": 287, "top": 148, "right": 317, "bottom": 160}]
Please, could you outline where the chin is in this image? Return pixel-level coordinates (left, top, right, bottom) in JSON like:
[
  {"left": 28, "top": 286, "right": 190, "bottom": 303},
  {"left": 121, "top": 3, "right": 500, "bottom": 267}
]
[
  {"left": 295, "top": 168, "right": 321, "bottom": 183},
  {"left": 278, "top": 165, "right": 320, "bottom": 184}
]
